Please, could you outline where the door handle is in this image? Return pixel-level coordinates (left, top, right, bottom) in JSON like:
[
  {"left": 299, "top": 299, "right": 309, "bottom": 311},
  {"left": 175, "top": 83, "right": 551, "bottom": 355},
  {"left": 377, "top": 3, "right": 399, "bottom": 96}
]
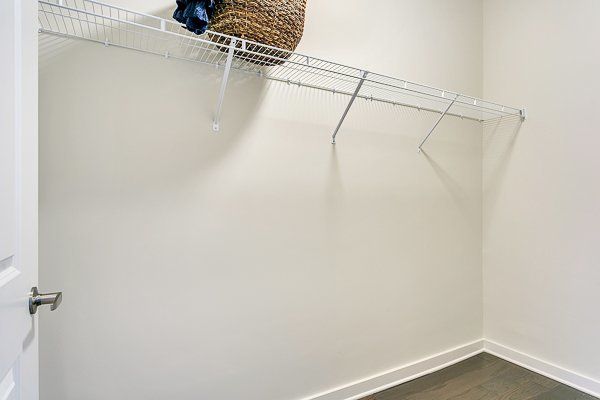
[{"left": 29, "top": 287, "right": 62, "bottom": 314}]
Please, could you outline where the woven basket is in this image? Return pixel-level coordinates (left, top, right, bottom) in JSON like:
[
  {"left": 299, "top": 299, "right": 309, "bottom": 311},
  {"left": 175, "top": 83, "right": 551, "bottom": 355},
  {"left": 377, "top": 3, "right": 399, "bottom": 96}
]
[{"left": 209, "top": 0, "right": 307, "bottom": 65}]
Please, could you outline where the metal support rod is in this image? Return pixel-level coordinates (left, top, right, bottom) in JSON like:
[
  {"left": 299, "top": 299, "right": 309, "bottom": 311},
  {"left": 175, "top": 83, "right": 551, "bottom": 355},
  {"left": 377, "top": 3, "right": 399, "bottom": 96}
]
[
  {"left": 213, "top": 39, "right": 237, "bottom": 132},
  {"left": 331, "top": 71, "right": 368, "bottom": 144},
  {"left": 418, "top": 97, "right": 457, "bottom": 151}
]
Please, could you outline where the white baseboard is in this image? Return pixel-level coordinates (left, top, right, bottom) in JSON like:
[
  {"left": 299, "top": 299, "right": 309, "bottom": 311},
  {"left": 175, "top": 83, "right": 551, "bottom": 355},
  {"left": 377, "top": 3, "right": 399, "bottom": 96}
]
[
  {"left": 299, "top": 339, "right": 600, "bottom": 400},
  {"left": 300, "top": 339, "right": 484, "bottom": 400},
  {"left": 484, "top": 339, "right": 600, "bottom": 399}
]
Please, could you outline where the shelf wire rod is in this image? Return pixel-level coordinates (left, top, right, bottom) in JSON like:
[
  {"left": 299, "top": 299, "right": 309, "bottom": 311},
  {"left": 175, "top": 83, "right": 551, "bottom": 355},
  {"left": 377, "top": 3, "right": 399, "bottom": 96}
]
[
  {"left": 60, "top": 7, "right": 70, "bottom": 35},
  {"left": 40, "top": 4, "right": 51, "bottom": 30},
  {"left": 187, "top": 36, "right": 203, "bottom": 62},
  {"left": 331, "top": 71, "right": 369, "bottom": 144},
  {"left": 272, "top": 64, "right": 314, "bottom": 86},
  {"left": 212, "top": 39, "right": 237, "bottom": 132},
  {"left": 418, "top": 96, "right": 458, "bottom": 151},
  {"left": 195, "top": 41, "right": 211, "bottom": 64},
  {"left": 371, "top": 72, "right": 518, "bottom": 113},
  {"left": 258, "top": 53, "right": 364, "bottom": 83},
  {"left": 76, "top": 7, "right": 86, "bottom": 39},
  {"left": 91, "top": 2, "right": 101, "bottom": 42},
  {"left": 48, "top": 5, "right": 59, "bottom": 32},
  {"left": 363, "top": 76, "right": 509, "bottom": 117},
  {"left": 269, "top": 59, "right": 358, "bottom": 91},
  {"left": 99, "top": 4, "right": 109, "bottom": 43},
  {"left": 283, "top": 60, "right": 311, "bottom": 84},
  {"left": 65, "top": 6, "right": 76, "bottom": 35},
  {"left": 142, "top": 21, "right": 155, "bottom": 53}
]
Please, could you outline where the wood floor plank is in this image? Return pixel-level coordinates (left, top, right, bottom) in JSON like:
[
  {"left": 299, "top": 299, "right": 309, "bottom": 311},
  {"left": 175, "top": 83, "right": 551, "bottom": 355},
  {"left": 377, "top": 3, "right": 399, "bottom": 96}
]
[
  {"left": 362, "top": 354, "right": 597, "bottom": 400},
  {"left": 529, "top": 385, "right": 598, "bottom": 400}
]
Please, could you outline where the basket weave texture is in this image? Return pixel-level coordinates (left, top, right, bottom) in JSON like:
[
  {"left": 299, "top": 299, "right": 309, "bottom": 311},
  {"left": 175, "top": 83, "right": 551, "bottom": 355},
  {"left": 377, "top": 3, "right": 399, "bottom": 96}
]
[{"left": 210, "top": 0, "right": 307, "bottom": 57}]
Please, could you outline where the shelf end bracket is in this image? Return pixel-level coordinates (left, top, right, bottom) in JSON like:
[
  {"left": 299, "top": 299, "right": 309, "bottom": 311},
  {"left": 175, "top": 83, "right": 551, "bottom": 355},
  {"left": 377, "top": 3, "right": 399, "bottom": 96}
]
[
  {"left": 331, "top": 71, "right": 368, "bottom": 144},
  {"left": 212, "top": 39, "right": 237, "bottom": 133},
  {"left": 417, "top": 96, "right": 458, "bottom": 151},
  {"left": 520, "top": 108, "right": 527, "bottom": 121}
]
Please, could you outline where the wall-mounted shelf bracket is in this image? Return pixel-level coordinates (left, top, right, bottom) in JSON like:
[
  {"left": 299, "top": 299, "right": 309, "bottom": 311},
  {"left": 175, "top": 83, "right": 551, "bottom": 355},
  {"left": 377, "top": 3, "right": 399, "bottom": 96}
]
[
  {"left": 331, "top": 71, "right": 369, "bottom": 144},
  {"left": 418, "top": 96, "right": 458, "bottom": 151},
  {"left": 212, "top": 39, "right": 237, "bottom": 132},
  {"left": 520, "top": 108, "right": 527, "bottom": 121}
]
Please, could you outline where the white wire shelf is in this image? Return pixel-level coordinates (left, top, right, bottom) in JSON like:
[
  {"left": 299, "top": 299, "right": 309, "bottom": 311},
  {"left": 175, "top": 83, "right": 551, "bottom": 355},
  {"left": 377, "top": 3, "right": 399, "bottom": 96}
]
[{"left": 38, "top": 0, "right": 525, "bottom": 147}]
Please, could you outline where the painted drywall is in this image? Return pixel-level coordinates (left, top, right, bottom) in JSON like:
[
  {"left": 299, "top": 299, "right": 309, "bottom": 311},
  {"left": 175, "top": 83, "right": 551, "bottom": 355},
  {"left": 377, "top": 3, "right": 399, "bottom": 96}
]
[
  {"left": 39, "top": 1, "right": 484, "bottom": 399},
  {"left": 483, "top": 0, "right": 600, "bottom": 383}
]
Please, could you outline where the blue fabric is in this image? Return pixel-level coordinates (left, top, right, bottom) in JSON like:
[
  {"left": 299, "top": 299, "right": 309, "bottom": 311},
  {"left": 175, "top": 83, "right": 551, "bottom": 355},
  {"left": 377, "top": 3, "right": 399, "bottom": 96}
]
[{"left": 173, "top": 0, "right": 216, "bottom": 35}]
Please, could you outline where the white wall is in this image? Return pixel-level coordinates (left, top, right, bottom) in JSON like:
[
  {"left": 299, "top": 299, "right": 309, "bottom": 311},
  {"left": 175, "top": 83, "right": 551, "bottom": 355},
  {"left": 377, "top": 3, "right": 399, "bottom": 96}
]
[
  {"left": 39, "top": 1, "right": 484, "bottom": 399},
  {"left": 483, "top": 0, "right": 600, "bottom": 383}
]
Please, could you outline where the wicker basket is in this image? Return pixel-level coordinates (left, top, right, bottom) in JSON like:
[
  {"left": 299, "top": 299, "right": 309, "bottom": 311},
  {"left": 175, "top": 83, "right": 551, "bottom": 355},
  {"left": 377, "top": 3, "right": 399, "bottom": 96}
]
[{"left": 209, "top": 0, "right": 307, "bottom": 65}]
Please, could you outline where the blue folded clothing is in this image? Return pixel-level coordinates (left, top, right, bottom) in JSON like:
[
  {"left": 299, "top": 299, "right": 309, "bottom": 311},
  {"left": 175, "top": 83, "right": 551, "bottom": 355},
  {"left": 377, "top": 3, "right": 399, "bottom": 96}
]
[{"left": 173, "top": 0, "right": 216, "bottom": 35}]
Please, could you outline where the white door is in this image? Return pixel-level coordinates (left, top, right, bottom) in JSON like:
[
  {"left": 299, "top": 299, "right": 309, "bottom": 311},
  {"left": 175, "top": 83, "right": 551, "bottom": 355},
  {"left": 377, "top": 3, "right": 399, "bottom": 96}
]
[{"left": 0, "top": 1, "right": 39, "bottom": 399}]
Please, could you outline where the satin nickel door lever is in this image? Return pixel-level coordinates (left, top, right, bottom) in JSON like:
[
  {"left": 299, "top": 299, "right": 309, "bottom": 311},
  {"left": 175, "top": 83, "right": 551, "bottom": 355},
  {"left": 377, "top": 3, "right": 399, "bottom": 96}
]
[{"left": 29, "top": 287, "right": 62, "bottom": 314}]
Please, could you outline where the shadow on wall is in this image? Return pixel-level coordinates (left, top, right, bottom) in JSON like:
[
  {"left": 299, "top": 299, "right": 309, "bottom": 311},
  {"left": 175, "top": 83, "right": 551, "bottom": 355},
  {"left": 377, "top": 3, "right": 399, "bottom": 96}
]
[
  {"left": 39, "top": 31, "right": 268, "bottom": 196},
  {"left": 154, "top": 5, "right": 178, "bottom": 20},
  {"left": 483, "top": 115, "right": 523, "bottom": 216},
  {"left": 421, "top": 149, "right": 470, "bottom": 218},
  {"left": 39, "top": 34, "right": 79, "bottom": 70},
  {"left": 325, "top": 145, "right": 344, "bottom": 238}
]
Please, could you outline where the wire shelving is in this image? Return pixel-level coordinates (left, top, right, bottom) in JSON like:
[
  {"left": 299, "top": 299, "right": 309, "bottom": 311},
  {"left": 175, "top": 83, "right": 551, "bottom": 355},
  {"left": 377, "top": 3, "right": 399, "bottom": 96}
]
[{"left": 38, "top": 0, "right": 525, "bottom": 149}]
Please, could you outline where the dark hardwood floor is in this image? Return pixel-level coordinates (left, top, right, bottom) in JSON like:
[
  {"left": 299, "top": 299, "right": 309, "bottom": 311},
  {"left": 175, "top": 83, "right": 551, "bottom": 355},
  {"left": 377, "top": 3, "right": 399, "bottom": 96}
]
[{"left": 361, "top": 353, "right": 597, "bottom": 400}]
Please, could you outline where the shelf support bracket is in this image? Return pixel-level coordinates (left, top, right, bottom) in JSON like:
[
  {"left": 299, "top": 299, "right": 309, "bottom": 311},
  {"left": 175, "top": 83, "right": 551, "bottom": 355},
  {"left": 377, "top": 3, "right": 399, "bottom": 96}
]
[
  {"left": 331, "top": 71, "right": 368, "bottom": 144},
  {"left": 520, "top": 108, "right": 527, "bottom": 121},
  {"left": 213, "top": 39, "right": 237, "bottom": 132},
  {"left": 418, "top": 96, "right": 458, "bottom": 151}
]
